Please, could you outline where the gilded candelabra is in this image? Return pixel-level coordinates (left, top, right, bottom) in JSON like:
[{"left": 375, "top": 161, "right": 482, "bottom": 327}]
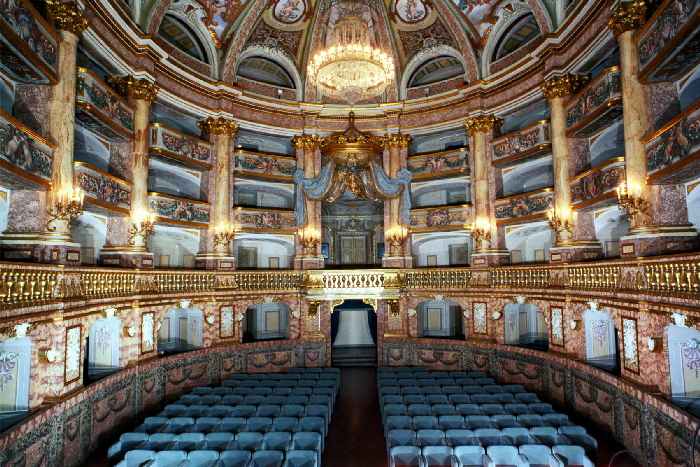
[
  {"left": 548, "top": 208, "right": 573, "bottom": 241},
  {"left": 386, "top": 226, "right": 408, "bottom": 255},
  {"left": 213, "top": 224, "right": 237, "bottom": 253},
  {"left": 46, "top": 188, "right": 84, "bottom": 232},
  {"left": 128, "top": 211, "right": 155, "bottom": 245},
  {"left": 616, "top": 181, "right": 651, "bottom": 226},
  {"left": 470, "top": 219, "right": 492, "bottom": 249},
  {"left": 299, "top": 228, "right": 320, "bottom": 255}
]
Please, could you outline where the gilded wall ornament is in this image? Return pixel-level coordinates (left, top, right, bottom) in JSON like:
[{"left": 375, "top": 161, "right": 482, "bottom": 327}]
[
  {"left": 465, "top": 115, "right": 503, "bottom": 136},
  {"left": 541, "top": 73, "right": 590, "bottom": 100},
  {"left": 46, "top": 0, "right": 89, "bottom": 36},
  {"left": 107, "top": 76, "right": 159, "bottom": 102},
  {"left": 607, "top": 0, "right": 646, "bottom": 37},
  {"left": 198, "top": 117, "right": 239, "bottom": 137}
]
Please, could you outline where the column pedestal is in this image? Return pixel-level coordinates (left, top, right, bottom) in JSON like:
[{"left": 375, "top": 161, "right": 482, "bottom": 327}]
[
  {"left": 619, "top": 224, "right": 697, "bottom": 257},
  {"left": 0, "top": 232, "right": 81, "bottom": 264},
  {"left": 293, "top": 255, "right": 325, "bottom": 270},
  {"left": 549, "top": 240, "right": 603, "bottom": 263},
  {"left": 470, "top": 249, "right": 510, "bottom": 266},
  {"left": 195, "top": 253, "right": 237, "bottom": 270},
  {"left": 100, "top": 246, "right": 154, "bottom": 268},
  {"left": 382, "top": 255, "right": 414, "bottom": 268}
]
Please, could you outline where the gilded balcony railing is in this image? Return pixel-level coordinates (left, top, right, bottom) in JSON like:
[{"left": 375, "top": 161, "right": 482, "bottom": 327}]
[
  {"left": 492, "top": 121, "right": 551, "bottom": 168},
  {"left": 494, "top": 188, "right": 553, "bottom": 224},
  {"left": 74, "top": 161, "right": 132, "bottom": 214},
  {"left": 565, "top": 67, "right": 622, "bottom": 138},
  {"left": 0, "top": 109, "right": 53, "bottom": 189},
  {"left": 407, "top": 149, "right": 469, "bottom": 179},
  {"left": 404, "top": 269, "right": 471, "bottom": 289},
  {"left": 149, "top": 123, "right": 212, "bottom": 170},
  {"left": 410, "top": 205, "right": 472, "bottom": 231},
  {"left": 570, "top": 157, "right": 625, "bottom": 209},
  {"left": 232, "top": 206, "right": 296, "bottom": 233},
  {"left": 76, "top": 68, "right": 135, "bottom": 141},
  {"left": 233, "top": 150, "right": 297, "bottom": 181},
  {"left": 491, "top": 268, "right": 550, "bottom": 288}
]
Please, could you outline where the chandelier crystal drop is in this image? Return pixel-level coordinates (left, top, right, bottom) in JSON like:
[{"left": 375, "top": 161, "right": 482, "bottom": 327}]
[{"left": 308, "top": 16, "right": 394, "bottom": 105}]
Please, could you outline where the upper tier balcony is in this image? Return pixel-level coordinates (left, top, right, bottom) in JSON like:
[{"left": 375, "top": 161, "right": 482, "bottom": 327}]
[
  {"left": 645, "top": 100, "right": 700, "bottom": 184},
  {"left": 233, "top": 150, "right": 297, "bottom": 181},
  {"left": 148, "top": 192, "right": 211, "bottom": 227},
  {"left": 0, "top": 0, "right": 58, "bottom": 84},
  {"left": 149, "top": 123, "right": 212, "bottom": 171},
  {"left": 407, "top": 148, "right": 469, "bottom": 180},
  {"left": 409, "top": 204, "right": 472, "bottom": 232},
  {"left": 0, "top": 109, "right": 53, "bottom": 189},
  {"left": 565, "top": 67, "right": 623, "bottom": 138},
  {"left": 637, "top": 0, "right": 700, "bottom": 83},
  {"left": 492, "top": 121, "right": 552, "bottom": 168},
  {"left": 494, "top": 188, "right": 554, "bottom": 224},
  {"left": 570, "top": 157, "right": 625, "bottom": 210},
  {"left": 74, "top": 162, "right": 131, "bottom": 215},
  {"left": 75, "top": 68, "right": 135, "bottom": 142},
  {"left": 232, "top": 206, "right": 296, "bottom": 233}
]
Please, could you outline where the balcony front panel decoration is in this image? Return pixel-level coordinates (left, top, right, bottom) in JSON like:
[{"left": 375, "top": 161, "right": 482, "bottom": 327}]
[
  {"left": 645, "top": 101, "right": 700, "bottom": 184},
  {"left": 233, "top": 207, "right": 296, "bottom": 233},
  {"left": 0, "top": 109, "right": 52, "bottom": 189},
  {"left": 75, "top": 68, "right": 135, "bottom": 141},
  {"left": 407, "top": 149, "right": 469, "bottom": 179},
  {"left": 494, "top": 188, "right": 553, "bottom": 224},
  {"left": 233, "top": 150, "right": 297, "bottom": 180},
  {"left": 0, "top": 0, "right": 58, "bottom": 84},
  {"left": 492, "top": 121, "right": 551, "bottom": 167},
  {"left": 570, "top": 157, "right": 625, "bottom": 209},
  {"left": 148, "top": 192, "right": 211, "bottom": 226},
  {"left": 149, "top": 124, "right": 212, "bottom": 170},
  {"left": 565, "top": 67, "right": 623, "bottom": 138},
  {"left": 409, "top": 205, "right": 472, "bottom": 232},
  {"left": 74, "top": 162, "right": 131, "bottom": 215},
  {"left": 637, "top": 0, "right": 700, "bottom": 83}
]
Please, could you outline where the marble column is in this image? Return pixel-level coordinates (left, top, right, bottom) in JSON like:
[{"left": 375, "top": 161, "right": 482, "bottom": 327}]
[
  {"left": 291, "top": 134, "right": 324, "bottom": 270},
  {"left": 608, "top": 1, "right": 697, "bottom": 257},
  {"left": 195, "top": 117, "right": 239, "bottom": 270},
  {"left": 465, "top": 115, "right": 510, "bottom": 266},
  {"left": 382, "top": 134, "right": 414, "bottom": 268},
  {"left": 100, "top": 76, "right": 158, "bottom": 268},
  {"left": 0, "top": 1, "right": 88, "bottom": 265},
  {"left": 542, "top": 74, "right": 603, "bottom": 263}
]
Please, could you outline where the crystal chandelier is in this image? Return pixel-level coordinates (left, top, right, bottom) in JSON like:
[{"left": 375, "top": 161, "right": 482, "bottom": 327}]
[{"left": 308, "top": 16, "right": 394, "bottom": 105}]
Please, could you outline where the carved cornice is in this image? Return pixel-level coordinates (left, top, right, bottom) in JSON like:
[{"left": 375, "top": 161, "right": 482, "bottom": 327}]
[
  {"left": 382, "top": 134, "right": 412, "bottom": 150},
  {"left": 198, "top": 117, "right": 239, "bottom": 137},
  {"left": 46, "top": 0, "right": 89, "bottom": 37},
  {"left": 607, "top": 0, "right": 647, "bottom": 37},
  {"left": 291, "top": 134, "right": 320, "bottom": 151},
  {"left": 465, "top": 115, "right": 503, "bottom": 136},
  {"left": 107, "top": 76, "right": 159, "bottom": 102},
  {"left": 541, "top": 73, "right": 590, "bottom": 100}
]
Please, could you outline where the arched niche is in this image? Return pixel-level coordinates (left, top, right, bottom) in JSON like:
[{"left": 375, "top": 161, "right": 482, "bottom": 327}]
[
  {"left": 243, "top": 303, "right": 291, "bottom": 343},
  {"left": 593, "top": 206, "right": 630, "bottom": 259},
  {"left": 157, "top": 307, "right": 204, "bottom": 354},
  {"left": 416, "top": 299, "right": 464, "bottom": 339},
  {"left": 503, "top": 301, "right": 548, "bottom": 350},
  {"left": 501, "top": 156, "right": 554, "bottom": 197},
  {"left": 70, "top": 212, "right": 108, "bottom": 265},
  {"left": 668, "top": 325, "right": 700, "bottom": 411},
  {"left": 412, "top": 232, "right": 471, "bottom": 267},
  {"left": 235, "top": 48, "right": 303, "bottom": 101},
  {"left": 233, "top": 233, "right": 295, "bottom": 269},
  {"left": 0, "top": 337, "right": 31, "bottom": 413},
  {"left": 583, "top": 306, "right": 619, "bottom": 373},
  {"left": 400, "top": 45, "right": 468, "bottom": 100},
  {"left": 86, "top": 316, "right": 121, "bottom": 383}
]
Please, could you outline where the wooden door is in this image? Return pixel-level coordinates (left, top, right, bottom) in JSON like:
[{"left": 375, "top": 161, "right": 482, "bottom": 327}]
[{"left": 340, "top": 236, "right": 367, "bottom": 265}]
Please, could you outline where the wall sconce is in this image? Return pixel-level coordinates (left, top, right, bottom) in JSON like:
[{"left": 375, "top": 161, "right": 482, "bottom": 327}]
[
  {"left": 206, "top": 315, "right": 215, "bottom": 325},
  {"left": 646, "top": 337, "right": 663, "bottom": 353},
  {"left": 387, "top": 299, "right": 401, "bottom": 318},
  {"left": 299, "top": 228, "right": 321, "bottom": 255},
  {"left": 407, "top": 308, "right": 416, "bottom": 317},
  {"left": 213, "top": 223, "right": 237, "bottom": 253},
  {"left": 277, "top": 89, "right": 283, "bottom": 99},
  {"left": 469, "top": 218, "right": 492, "bottom": 249},
  {"left": 128, "top": 210, "right": 155, "bottom": 245},
  {"left": 491, "top": 311, "right": 502, "bottom": 320},
  {"left": 547, "top": 208, "right": 573, "bottom": 241},
  {"left": 569, "top": 319, "right": 581, "bottom": 330},
  {"left": 123, "top": 326, "right": 136, "bottom": 337},
  {"left": 616, "top": 181, "right": 651, "bottom": 226},
  {"left": 38, "top": 347, "right": 57, "bottom": 363},
  {"left": 386, "top": 226, "right": 408, "bottom": 255},
  {"left": 236, "top": 312, "right": 245, "bottom": 322},
  {"left": 292, "top": 310, "right": 301, "bottom": 319},
  {"left": 308, "top": 301, "right": 321, "bottom": 319},
  {"left": 46, "top": 187, "right": 84, "bottom": 231}
]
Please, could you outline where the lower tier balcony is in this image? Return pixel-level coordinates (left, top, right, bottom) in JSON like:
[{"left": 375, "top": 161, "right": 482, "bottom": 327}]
[
  {"left": 74, "top": 162, "right": 131, "bottom": 215},
  {"left": 570, "top": 157, "right": 626, "bottom": 210},
  {"left": 494, "top": 188, "right": 554, "bottom": 225},
  {"left": 409, "top": 204, "right": 472, "bottom": 232},
  {"left": 0, "top": 109, "right": 53, "bottom": 189}
]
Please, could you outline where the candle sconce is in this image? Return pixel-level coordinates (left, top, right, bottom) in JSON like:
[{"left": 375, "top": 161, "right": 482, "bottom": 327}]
[
  {"left": 548, "top": 208, "right": 573, "bottom": 240},
  {"left": 470, "top": 219, "right": 492, "bottom": 249},
  {"left": 46, "top": 188, "right": 84, "bottom": 231},
  {"left": 128, "top": 210, "right": 155, "bottom": 245},
  {"left": 299, "top": 228, "right": 321, "bottom": 255},
  {"left": 616, "top": 181, "right": 651, "bottom": 226},
  {"left": 213, "top": 224, "right": 237, "bottom": 253},
  {"left": 386, "top": 226, "right": 408, "bottom": 255}
]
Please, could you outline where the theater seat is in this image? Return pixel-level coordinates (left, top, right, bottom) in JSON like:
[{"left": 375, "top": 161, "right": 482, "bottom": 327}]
[
  {"left": 389, "top": 446, "right": 425, "bottom": 467},
  {"left": 115, "top": 450, "right": 155, "bottom": 467},
  {"left": 250, "top": 450, "right": 285, "bottom": 467},
  {"left": 452, "top": 445, "right": 485, "bottom": 467},
  {"left": 445, "top": 429, "right": 476, "bottom": 447},
  {"left": 551, "top": 445, "right": 594, "bottom": 467},
  {"left": 517, "top": 445, "right": 552, "bottom": 467},
  {"left": 282, "top": 450, "right": 318, "bottom": 467},
  {"left": 187, "top": 450, "right": 219, "bottom": 467},
  {"left": 219, "top": 450, "right": 252, "bottom": 467},
  {"left": 416, "top": 429, "right": 446, "bottom": 447},
  {"left": 483, "top": 445, "right": 520, "bottom": 467},
  {"left": 422, "top": 446, "right": 453, "bottom": 466}
]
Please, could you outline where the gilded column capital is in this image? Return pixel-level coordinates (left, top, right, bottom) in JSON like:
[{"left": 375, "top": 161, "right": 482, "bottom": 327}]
[
  {"left": 46, "top": 0, "right": 89, "bottom": 37},
  {"left": 607, "top": 0, "right": 647, "bottom": 37},
  {"left": 198, "top": 117, "right": 239, "bottom": 137},
  {"left": 541, "top": 73, "right": 590, "bottom": 100},
  {"left": 107, "top": 76, "right": 159, "bottom": 102},
  {"left": 382, "top": 133, "right": 412, "bottom": 150},
  {"left": 465, "top": 115, "right": 503, "bottom": 137},
  {"left": 291, "top": 134, "right": 320, "bottom": 150}
]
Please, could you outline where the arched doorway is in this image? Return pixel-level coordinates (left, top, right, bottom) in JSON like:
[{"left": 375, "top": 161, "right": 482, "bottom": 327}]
[{"left": 330, "top": 300, "right": 377, "bottom": 367}]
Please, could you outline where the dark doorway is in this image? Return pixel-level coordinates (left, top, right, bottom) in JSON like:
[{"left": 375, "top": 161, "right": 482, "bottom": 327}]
[{"left": 330, "top": 299, "right": 377, "bottom": 367}]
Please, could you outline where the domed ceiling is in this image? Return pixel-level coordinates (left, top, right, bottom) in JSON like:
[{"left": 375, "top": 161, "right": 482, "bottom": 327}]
[{"left": 136, "top": 0, "right": 556, "bottom": 104}]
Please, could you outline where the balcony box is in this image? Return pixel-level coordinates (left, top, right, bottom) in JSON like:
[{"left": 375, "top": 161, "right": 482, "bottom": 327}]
[
  {"left": 75, "top": 68, "right": 134, "bottom": 141},
  {"left": 0, "top": 109, "right": 52, "bottom": 189},
  {"left": 494, "top": 188, "right": 554, "bottom": 224},
  {"left": 149, "top": 123, "right": 212, "bottom": 170},
  {"left": 492, "top": 121, "right": 551, "bottom": 168},
  {"left": 570, "top": 157, "right": 625, "bottom": 209},
  {"left": 565, "top": 67, "right": 622, "bottom": 138},
  {"left": 148, "top": 192, "right": 211, "bottom": 227},
  {"left": 407, "top": 148, "right": 469, "bottom": 179},
  {"left": 233, "top": 150, "right": 296, "bottom": 181},
  {"left": 232, "top": 207, "right": 296, "bottom": 233},
  {"left": 74, "top": 162, "right": 131, "bottom": 215},
  {"left": 409, "top": 204, "right": 472, "bottom": 232}
]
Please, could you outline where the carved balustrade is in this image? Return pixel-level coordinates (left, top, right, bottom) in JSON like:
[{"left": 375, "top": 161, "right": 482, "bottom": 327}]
[
  {"left": 491, "top": 120, "right": 551, "bottom": 168},
  {"left": 233, "top": 149, "right": 297, "bottom": 181},
  {"left": 75, "top": 68, "right": 135, "bottom": 141},
  {"left": 565, "top": 67, "right": 622, "bottom": 138},
  {"left": 407, "top": 148, "right": 469, "bottom": 179},
  {"left": 0, "top": 109, "right": 54, "bottom": 189},
  {"left": 149, "top": 123, "right": 212, "bottom": 170}
]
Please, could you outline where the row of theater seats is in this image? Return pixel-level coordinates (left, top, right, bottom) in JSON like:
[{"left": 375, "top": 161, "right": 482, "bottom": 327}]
[
  {"left": 109, "top": 367, "right": 339, "bottom": 467},
  {"left": 378, "top": 367, "right": 596, "bottom": 467}
]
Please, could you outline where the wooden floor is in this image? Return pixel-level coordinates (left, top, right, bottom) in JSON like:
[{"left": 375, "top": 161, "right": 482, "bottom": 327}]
[{"left": 84, "top": 367, "right": 642, "bottom": 467}]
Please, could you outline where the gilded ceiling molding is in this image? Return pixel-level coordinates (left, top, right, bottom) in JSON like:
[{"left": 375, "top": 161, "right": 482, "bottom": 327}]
[
  {"left": 198, "top": 117, "right": 239, "bottom": 137},
  {"left": 465, "top": 115, "right": 503, "bottom": 136},
  {"left": 107, "top": 76, "right": 159, "bottom": 102},
  {"left": 46, "top": 0, "right": 89, "bottom": 36},
  {"left": 607, "top": 0, "right": 646, "bottom": 37},
  {"left": 540, "top": 73, "right": 590, "bottom": 100}
]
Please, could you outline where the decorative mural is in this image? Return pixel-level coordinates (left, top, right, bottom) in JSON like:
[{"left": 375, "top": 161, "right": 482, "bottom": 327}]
[
  {"left": 410, "top": 206, "right": 471, "bottom": 231},
  {"left": 150, "top": 124, "right": 211, "bottom": 165},
  {"left": 142, "top": 312, "right": 155, "bottom": 353},
  {"left": 234, "top": 152, "right": 296, "bottom": 178},
  {"left": 197, "top": 0, "right": 249, "bottom": 48},
  {"left": 150, "top": 196, "right": 211, "bottom": 224},
  {"left": 220, "top": 306, "right": 234, "bottom": 338},
  {"left": 0, "top": 110, "right": 52, "bottom": 179},
  {"left": 646, "top": 104, "right": 700, "bottom": 181},
  {"left": 272, "top": 0, "right": 308, "bottom": 24},
  {"left": 74, "top": 163, "right": 131, "bottom": 211},
  {"left": 473, "top": 302, "right": 487, "bottom": 334},
  {"left": 76, "top": 69, "right": 134, "bottom": 141},
  {"left": 451, "top": 0, "right": 497, "bottom": 40},
  {"left": 570, "top": 159, "right": 625, "bottom": 205},
  {"left": 64, "top": 325, "right": 81, "bottom": 384},
  {"left": 407, "top": 150, "right": 468, "bottom": 178},
  {"left": 234, "top": 209, "right": 296, "bottom": 230},
  {"left": 245, "top": 20, "right": 304, "bottom": 59},
  {"left": 565, "top": 68, "right": 622, "bottom": 137},
  {"left": 494, "top": 190, "right": 552, "bottom": 220},
  {"left": 394, "top": 0, "right": 428, "bottom": 23},
  {"left": 622, "top": 317, "right": 639, "bottom": 374},
  {"left": 492, "top": 122, "right": 550, "bottom": 163},
  {"left": 398, "top": 18, "right": 456, "bottom": 60},
  {"left": 551, "top": 307, "right": 563, "bottom": 347}
]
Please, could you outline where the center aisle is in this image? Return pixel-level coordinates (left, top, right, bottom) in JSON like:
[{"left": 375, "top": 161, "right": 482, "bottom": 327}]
[{"left": 323, "top": 367, "right": 388, "bottom": 467}]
